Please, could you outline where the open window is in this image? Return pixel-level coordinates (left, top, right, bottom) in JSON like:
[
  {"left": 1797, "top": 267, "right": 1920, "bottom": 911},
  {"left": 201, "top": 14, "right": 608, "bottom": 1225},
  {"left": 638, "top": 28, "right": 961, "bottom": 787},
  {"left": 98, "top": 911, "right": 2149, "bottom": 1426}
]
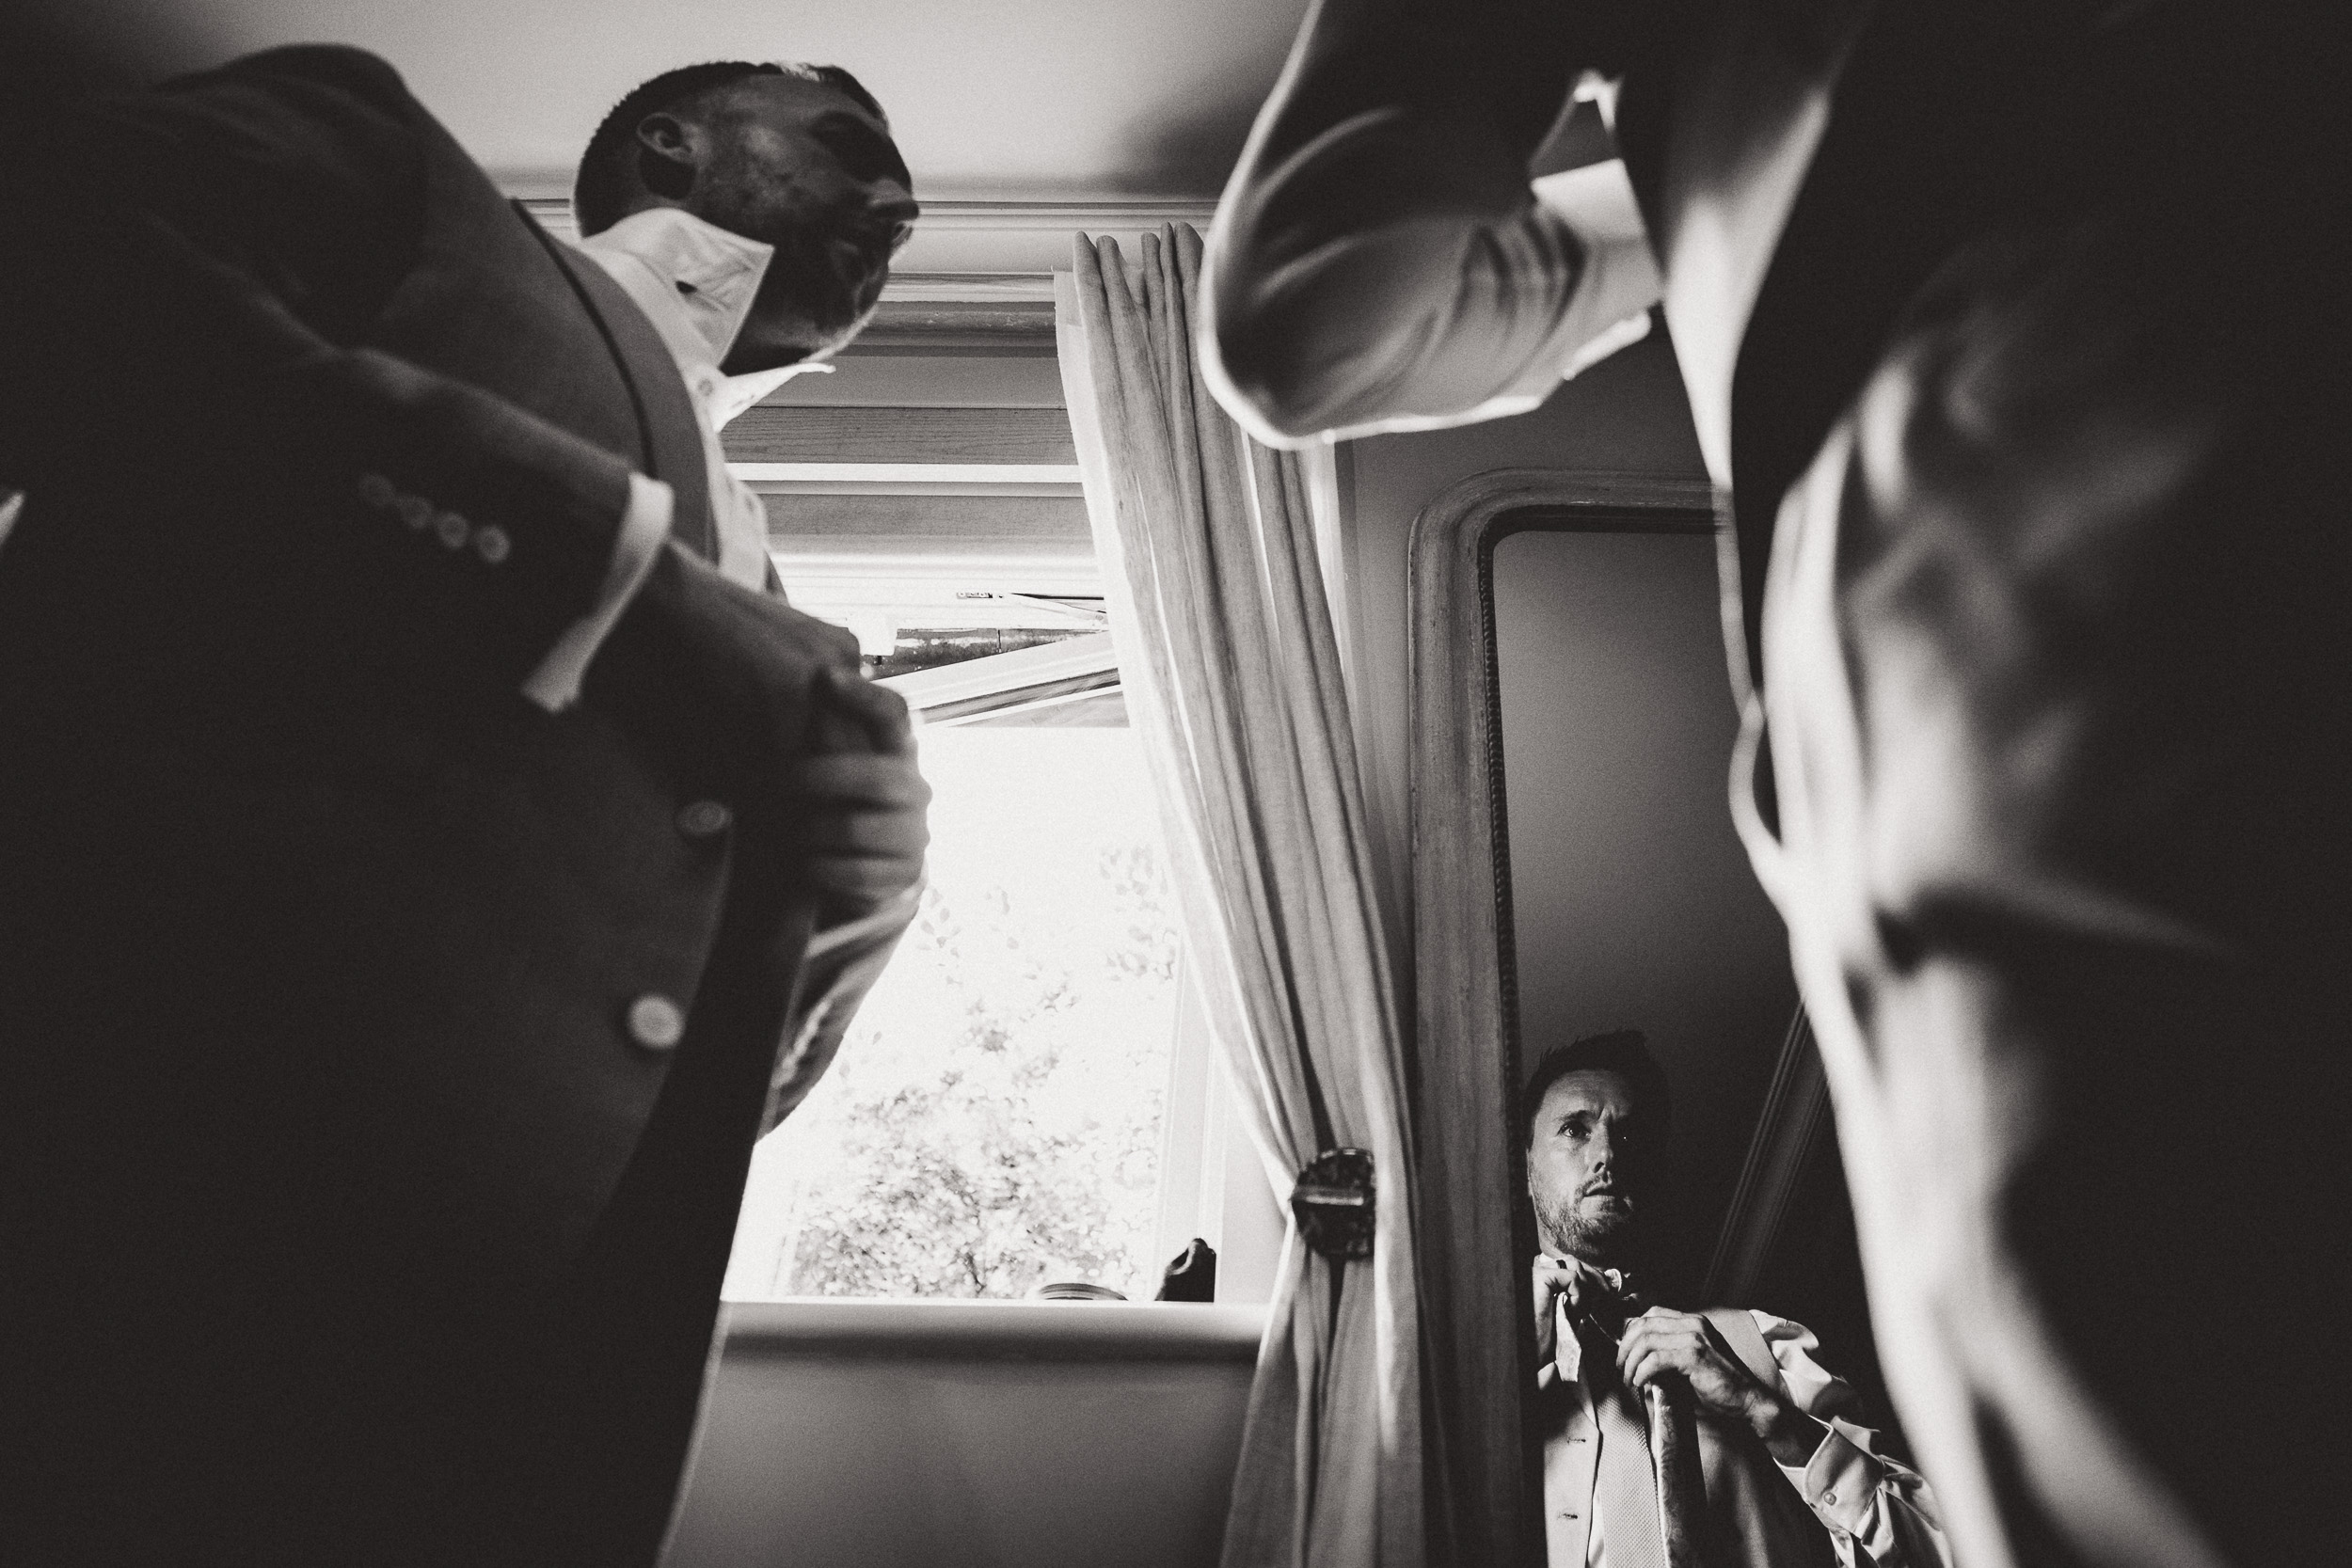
[{"left": 716, "top": 313, "right": 1279, "bottom": 1305}]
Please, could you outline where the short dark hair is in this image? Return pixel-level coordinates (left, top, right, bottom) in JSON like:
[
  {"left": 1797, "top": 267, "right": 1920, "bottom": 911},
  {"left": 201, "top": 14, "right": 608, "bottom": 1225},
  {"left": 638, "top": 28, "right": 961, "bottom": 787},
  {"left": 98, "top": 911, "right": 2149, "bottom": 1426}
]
[
  {"left": 1521, "top": 1030, "right": 1671, "bottom": 1148},
  {"left": 571, "top": 59, "right": 888, "bottom": 236}
]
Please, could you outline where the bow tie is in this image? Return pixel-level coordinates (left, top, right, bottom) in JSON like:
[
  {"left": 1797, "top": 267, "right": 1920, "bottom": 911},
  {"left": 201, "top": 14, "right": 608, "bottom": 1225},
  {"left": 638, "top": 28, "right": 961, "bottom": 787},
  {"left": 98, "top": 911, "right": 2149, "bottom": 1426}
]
[{"left": 1551, "top": 1256, "right": 1645, "bottom": 1336}]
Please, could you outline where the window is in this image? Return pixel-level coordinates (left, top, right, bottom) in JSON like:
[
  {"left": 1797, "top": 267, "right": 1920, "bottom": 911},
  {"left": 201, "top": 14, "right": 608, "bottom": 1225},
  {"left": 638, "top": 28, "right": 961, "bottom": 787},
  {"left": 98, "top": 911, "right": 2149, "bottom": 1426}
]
[
  {"left": 716, "top": 335, "right": 1279, "bottom": 1304},
  {"left": 726, "top": 656, "right": 1178, "bottom": 1299}
]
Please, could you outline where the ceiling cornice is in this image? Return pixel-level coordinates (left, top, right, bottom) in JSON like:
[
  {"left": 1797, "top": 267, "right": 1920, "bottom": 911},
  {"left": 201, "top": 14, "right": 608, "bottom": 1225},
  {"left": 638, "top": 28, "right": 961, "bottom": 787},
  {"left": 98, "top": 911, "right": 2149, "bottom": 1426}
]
[
  {"left": 897, "top": 198, "right": 1220, "bottom": 229},
  {"left": 513, "top": 194, "right": 1216, "bottom": 278}
]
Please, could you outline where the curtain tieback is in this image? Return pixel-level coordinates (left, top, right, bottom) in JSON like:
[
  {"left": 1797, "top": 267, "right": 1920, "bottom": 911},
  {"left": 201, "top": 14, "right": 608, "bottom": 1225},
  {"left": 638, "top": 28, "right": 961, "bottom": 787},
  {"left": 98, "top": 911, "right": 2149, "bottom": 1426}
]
[{"left": 1290, "top": 1148, "right": 1375, "bottom": 1259}]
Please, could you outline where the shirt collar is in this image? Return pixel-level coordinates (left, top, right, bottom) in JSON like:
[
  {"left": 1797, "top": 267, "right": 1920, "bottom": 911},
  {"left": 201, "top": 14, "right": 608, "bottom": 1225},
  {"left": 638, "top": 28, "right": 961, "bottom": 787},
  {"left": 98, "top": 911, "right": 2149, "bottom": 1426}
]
[
  {"left": 576, "top": 207, "right": 832, "bottom": 424},
  {"left": 580, "top": 206, "right": 771, "bottom": 363}
]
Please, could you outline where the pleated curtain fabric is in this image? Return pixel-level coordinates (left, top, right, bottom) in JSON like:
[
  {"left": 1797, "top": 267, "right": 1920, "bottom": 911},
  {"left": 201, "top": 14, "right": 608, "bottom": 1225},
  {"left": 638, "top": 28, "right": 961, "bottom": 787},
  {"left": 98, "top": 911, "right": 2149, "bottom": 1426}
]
[{"left": 1056, "top": 224, "right": 1425, "bottom": 1568}]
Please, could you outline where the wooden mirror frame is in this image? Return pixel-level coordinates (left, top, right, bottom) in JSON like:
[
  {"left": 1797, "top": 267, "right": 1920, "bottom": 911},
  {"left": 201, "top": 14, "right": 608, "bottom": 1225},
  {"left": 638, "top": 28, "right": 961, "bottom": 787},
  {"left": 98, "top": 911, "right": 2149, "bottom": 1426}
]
[{"left": 1405, "top": 468, "right": 1833, "bottom": 1566}]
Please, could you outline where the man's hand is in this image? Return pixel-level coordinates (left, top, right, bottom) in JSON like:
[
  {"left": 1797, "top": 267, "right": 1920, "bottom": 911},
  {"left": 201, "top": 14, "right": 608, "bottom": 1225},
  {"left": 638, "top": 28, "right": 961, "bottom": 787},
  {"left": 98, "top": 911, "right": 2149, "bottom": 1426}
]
[
  {"left": 589, "top": 545, "right": 929, "bottom": 914},
  {"left": 1617, "top": 1308, "right": 1824, "bottom": 1465},
  {"left": 793, "top": 664, "right": 929, "bottom": 914},
  {"left": 1532, "top": 1255, "right": 1591, "bottom": 1370}
]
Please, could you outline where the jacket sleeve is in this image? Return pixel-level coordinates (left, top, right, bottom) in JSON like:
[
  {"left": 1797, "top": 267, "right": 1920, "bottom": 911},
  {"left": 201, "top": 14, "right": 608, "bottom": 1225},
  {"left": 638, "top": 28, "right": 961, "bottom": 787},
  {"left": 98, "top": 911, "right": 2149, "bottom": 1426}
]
[
  {"left": 1202, "top": 0, "right": 1659, "bottom": 445},
  {"left": 1756, "top": 1311, "right": 1955, "bottom": 1568},
  {"left": 1, "top": 45, "right": 639, "bottom": 693}
]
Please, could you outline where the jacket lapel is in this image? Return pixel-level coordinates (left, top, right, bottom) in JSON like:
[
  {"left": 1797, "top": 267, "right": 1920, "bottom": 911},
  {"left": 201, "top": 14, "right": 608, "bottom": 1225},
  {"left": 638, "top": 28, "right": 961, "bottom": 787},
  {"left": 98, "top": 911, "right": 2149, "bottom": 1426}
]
[{"left": 511, "top": 203, "right": 722, "bottom": 564}]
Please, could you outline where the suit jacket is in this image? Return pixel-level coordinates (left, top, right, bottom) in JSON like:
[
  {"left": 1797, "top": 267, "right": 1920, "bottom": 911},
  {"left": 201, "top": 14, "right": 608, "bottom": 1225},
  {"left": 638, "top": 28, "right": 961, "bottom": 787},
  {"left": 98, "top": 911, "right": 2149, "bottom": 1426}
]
[
  {"left": 0, "top": 46, "right": 901, "bottom": 1566},
  {"left": 1211, "top": 8, "right": 2345, "bottom": 1567},
  {"left": 1206, "top": 0, "right": 2318, "bottom": 698}
]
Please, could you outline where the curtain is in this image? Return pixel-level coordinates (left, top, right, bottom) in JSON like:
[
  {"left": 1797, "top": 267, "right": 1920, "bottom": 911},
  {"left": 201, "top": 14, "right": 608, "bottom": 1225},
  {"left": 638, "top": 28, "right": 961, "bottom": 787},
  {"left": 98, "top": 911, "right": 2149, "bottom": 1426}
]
[{"left": 1056, "top": 224, "right": 1424, "bottom": 1568}]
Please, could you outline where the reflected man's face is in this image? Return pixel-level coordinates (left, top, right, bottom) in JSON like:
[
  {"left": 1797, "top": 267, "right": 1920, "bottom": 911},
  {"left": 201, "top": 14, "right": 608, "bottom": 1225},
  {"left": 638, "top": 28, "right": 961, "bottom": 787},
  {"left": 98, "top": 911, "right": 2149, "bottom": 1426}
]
[{"left": 1526, "top": 1069, "right": 1650, "bottom": 1266}]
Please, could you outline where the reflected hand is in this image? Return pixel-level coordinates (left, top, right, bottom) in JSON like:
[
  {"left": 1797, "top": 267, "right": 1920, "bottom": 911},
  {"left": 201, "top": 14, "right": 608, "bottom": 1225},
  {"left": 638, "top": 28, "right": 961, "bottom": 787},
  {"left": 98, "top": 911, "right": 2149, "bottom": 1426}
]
[
  {"left": 1532, "top": 1255, "right": 1589, "bottom": 1370},
  {"left": 1617, "top": 1307, "right": 1820, "bottom": 1463}
]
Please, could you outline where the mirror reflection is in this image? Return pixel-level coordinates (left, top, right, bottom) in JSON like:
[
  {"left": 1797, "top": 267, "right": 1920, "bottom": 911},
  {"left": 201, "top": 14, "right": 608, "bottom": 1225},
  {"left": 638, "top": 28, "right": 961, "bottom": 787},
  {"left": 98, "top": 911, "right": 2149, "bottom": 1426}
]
[{"left": 1496, "top": 516, "right": 1940, "bottom": 1567}]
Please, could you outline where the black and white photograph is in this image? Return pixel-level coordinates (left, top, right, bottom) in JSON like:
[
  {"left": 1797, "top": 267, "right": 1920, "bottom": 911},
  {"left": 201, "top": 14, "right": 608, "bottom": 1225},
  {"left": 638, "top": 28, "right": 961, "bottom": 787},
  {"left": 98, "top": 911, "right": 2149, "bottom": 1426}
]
[{"left": 3, "top": 2, "right": 2341, "bottom": 1564}]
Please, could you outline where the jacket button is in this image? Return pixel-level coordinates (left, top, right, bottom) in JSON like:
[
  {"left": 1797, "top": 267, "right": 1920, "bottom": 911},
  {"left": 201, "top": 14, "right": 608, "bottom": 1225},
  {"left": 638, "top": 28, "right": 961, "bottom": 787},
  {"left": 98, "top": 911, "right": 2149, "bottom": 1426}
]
[
  {"left": 435, "top": 511, "right": 470, "bottom": 549},
  {"left": 473, "top": 524, "right": 511, "bottom": 565},
  {"left": 626, "top": 993, "right": 686, "bottom": 1051},
  {"left": 358, "top": 471, "right": 397, "bottom": 509},
  {"left": 396, "top": 493, "right": 434, "bottom": 531},
  {"left": 675, "top": 800, "right": 732, "bottom": 838}
]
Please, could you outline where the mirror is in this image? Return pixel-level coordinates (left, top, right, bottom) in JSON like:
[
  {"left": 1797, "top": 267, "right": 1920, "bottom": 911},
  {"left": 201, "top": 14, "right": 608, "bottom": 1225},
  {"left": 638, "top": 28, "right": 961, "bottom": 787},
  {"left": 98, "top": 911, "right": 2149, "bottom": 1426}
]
[
  {"left": 1407, "top": 472, "right": 1892, "bottom": 1565},
  {"left": 1491, "top": 513, "right": 1795, "bottom": 1300}
]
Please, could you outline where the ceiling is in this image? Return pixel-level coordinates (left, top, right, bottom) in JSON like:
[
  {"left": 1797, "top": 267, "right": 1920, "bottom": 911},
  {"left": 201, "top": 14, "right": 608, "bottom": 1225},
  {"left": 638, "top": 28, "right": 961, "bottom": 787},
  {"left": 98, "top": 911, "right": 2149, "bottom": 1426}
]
[{"left": 34, "top": 0, "right": 1309, "bottom": 200}]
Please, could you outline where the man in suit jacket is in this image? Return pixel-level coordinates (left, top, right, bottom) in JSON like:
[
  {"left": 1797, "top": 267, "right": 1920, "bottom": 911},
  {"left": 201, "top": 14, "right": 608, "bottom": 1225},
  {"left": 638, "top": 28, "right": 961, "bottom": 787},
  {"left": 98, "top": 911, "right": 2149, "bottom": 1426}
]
[
  {"left": 1, "top": 45, "right": 928, "bottom": 1566},
  {"left": 1206, "top": 4, "right": 2347, "bottom": 1566}
]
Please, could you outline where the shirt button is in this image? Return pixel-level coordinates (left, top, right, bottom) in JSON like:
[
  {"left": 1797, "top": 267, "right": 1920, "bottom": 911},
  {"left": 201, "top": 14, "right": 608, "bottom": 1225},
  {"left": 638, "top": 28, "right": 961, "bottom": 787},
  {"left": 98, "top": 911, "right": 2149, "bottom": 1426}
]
[
  {"left": 473, "top": 524, "right": 511, "bottom": 565},
  {"left": 627, "top": 993, "right": 686, "bottom": 1051},
  {"left": 1821, "top": 1491, "right": 1837, "bottom": 1506},
  {"left": 435, "top": 511, "right": 470, "bottom": 549},
  {"left": 676, "top": 800, "right": 733, "bottom": 838}
]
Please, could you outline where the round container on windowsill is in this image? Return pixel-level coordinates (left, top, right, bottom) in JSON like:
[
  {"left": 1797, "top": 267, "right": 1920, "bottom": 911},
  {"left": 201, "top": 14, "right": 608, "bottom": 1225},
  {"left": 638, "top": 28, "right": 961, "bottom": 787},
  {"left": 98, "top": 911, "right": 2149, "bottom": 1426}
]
[{"left": 1027, "top": 1281, "right": 1128, "bottom": 1302}]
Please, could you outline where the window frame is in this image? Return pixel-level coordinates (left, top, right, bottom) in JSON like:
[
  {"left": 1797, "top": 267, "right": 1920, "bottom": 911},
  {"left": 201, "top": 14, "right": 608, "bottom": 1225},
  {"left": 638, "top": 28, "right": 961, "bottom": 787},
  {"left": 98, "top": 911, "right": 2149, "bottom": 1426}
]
[{"left": 727, "top": 514, "right": 1278, "bottom": 1307}]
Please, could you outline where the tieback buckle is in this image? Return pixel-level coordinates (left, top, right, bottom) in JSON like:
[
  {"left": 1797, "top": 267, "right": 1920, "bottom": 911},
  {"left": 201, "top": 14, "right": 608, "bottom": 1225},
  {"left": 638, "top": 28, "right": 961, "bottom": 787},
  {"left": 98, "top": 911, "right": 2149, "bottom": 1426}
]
[{"left": 1290, "top": 1148, "right": 1375, "bottom": 1260}]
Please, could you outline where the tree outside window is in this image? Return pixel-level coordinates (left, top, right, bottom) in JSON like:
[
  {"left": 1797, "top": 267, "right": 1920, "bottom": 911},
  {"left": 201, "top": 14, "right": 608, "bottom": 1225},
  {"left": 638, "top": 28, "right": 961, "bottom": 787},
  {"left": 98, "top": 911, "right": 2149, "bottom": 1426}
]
[{"left": 724, "top": 723, "right": 1183, "bottom": 1301}]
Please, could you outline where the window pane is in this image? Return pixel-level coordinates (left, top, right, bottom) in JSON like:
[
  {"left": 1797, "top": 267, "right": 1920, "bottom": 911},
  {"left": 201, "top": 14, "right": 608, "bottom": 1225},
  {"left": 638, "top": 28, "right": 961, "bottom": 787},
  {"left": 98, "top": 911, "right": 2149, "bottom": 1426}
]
[{"left": 723, "top": 725, "right": 1180, "bottom": 1301}]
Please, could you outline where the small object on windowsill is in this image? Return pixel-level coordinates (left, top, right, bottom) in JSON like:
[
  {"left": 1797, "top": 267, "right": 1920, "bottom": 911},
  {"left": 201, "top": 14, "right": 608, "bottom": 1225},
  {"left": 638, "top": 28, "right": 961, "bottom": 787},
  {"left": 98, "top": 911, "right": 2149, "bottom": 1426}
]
[
  {"left": 1154, "top": 1238, "right": 1218, "bottom": 1301},
  {"left": 1291, "top": 1148, "right": 1375, "bottom": 1260},
  {"left": 1028, "top": 1280, "right": 1127, "bottom": 1302}
]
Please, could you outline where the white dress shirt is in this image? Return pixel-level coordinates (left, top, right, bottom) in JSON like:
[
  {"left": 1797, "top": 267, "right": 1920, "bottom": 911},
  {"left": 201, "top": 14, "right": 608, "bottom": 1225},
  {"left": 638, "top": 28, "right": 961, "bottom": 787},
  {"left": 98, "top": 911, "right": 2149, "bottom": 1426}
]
[
  {"left": 569, "top": 210, "right": 929, "bottom": 939},
  {"left": 1537, "top": 1289, "right": 1947, "bottom": 1567},
  {"left": 576, "top": 206, "right": 838, "bottom": 592},
  {"left": 519, "top": 208, "right": 837, "bottom": 711}
]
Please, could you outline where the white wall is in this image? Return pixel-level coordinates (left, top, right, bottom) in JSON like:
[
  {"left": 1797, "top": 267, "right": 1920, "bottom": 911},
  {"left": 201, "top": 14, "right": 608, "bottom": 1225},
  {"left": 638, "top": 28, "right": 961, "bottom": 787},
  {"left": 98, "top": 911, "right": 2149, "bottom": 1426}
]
[
  {"left": 1332, "top": 330, "right": 1710, "bottom": 924},
  {"left": 18, "top": 0, "right": 1305, "bottom": 199},
  {"left": 666, "top": 1301, "right": 1263, "bottom": 1568}
]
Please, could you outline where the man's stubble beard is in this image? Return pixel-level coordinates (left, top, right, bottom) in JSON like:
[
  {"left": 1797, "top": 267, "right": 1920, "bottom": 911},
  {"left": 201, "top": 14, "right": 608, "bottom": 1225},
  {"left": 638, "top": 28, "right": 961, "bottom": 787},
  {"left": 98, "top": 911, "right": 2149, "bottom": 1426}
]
[
  {"left": 1536, "top": 1192, "right": 1637, "bottom": 1268},
  {"left": 700, "top": 163, "right": 891, "bottom": 348},
  {"left": 751, "top": 221, "right": 888, "bottom": 342}
]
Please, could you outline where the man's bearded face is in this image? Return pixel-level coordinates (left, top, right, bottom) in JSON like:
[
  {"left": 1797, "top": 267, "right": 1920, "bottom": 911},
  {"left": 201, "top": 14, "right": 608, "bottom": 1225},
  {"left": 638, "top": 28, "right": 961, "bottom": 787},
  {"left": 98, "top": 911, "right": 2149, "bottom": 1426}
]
[
  {"left": 1525, "top": 1069, "right": 1651, "bottom": 1266},
  {"left": 688, "top": 75, "right": 915, "bottom": 372}
]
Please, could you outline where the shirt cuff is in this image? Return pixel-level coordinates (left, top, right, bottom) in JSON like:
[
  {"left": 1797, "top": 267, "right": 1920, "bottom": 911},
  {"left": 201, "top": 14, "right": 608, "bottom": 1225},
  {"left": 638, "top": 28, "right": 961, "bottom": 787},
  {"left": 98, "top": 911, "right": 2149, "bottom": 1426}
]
[
  {"left": 519, "top": 471, "right": 673, "bottom": 712},
  {"left": 1776, "top": 1421, "right": 1877, "bottom": 1538},
  {"left": 805, "top": 879, "right": 924, "bottom": 960},
  {"left": 1522, "top": 158, "right": 1663, "bottom": 387}
]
